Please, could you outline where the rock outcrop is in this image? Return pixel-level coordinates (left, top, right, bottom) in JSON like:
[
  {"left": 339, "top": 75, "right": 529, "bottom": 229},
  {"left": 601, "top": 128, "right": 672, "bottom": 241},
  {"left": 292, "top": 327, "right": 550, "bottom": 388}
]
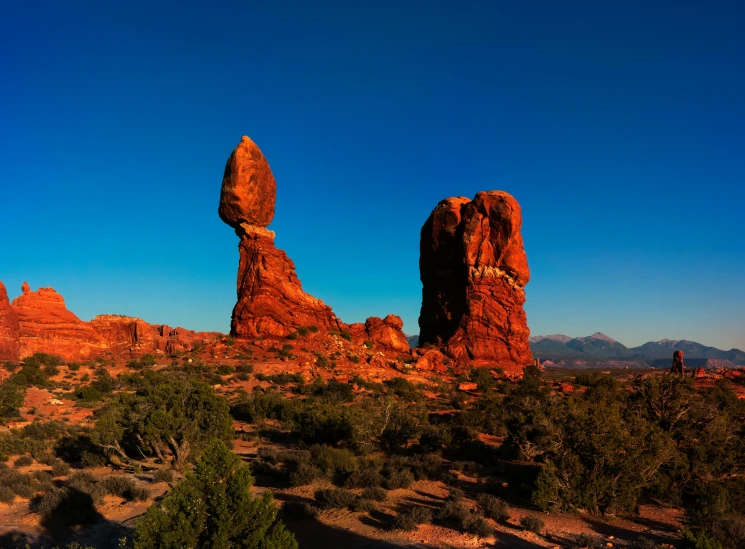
[
  {"left": 4, "top": 282, "right": 220, "bottom": 363},
  {"left": 360, "top": 315, "right": 410, "bottom": 353},
  {"left": 221, "top": 136, "right": 359, "bottom": 339},
  {"left": 231, "top": 225, "right": 345, "bottom": 338},
  {"left": 12, "top": 282, "right": 106, "bottom": 361},
  {"left": 419, "top": 191, "right": 532, "bottom": 373},
  {"left": 0, "top": 281, "right": 20, "bottom": 362}
]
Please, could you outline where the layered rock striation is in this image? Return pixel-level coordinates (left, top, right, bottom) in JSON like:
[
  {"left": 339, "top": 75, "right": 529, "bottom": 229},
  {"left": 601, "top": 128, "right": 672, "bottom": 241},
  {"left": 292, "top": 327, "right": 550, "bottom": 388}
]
[{"left": 419, "top": 191, "right": 532, "bottom": 372}]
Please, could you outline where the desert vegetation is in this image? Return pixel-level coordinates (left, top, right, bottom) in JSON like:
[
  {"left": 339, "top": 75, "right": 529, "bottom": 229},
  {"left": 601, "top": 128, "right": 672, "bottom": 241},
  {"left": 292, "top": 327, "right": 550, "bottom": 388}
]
[{"left": 0, "top": 348, "right": 743, "bottom": 548}]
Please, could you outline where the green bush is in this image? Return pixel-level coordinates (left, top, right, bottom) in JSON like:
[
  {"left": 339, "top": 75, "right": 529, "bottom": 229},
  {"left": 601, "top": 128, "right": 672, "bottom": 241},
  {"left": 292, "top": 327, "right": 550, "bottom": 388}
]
[
  {"left": 134, "top": 441, "right": 297, "bottom": 549},
  {"left": 216, "top": 365, "right": 235, "bottom": 375},
  {"left": 681, "top": 529, "right": 723, "bottom": 549},
  {"left": 350, "top": 497, "right": 377, "bottom": 513},
  {"left": 310, "top": 445, "right": 357, "bottom": 475}
]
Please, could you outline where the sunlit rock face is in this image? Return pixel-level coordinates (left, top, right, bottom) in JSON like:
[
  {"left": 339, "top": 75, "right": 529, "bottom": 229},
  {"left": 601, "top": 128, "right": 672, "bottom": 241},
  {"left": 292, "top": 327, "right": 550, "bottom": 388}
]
[
  {"left": 0, "top": 281, "right": 20, "bottom": 362},
  {"left": 419, "top": 191, "right": 532, "bottom": 373}
]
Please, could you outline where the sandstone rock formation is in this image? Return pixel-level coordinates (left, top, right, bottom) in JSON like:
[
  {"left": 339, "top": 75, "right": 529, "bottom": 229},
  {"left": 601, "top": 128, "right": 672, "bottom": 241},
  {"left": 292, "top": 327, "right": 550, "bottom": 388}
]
[
  {"left": 3, "top": 282, "right": 220, "bottom": 363},
  {"left": 0, "top": 281, "right": 20, "bottom": 362},
  {"left": 220, "top": 136, "right": 361, "bottom": 339},
  {"left": 12, "top": 282, "right": 106, "bottom": 361},
  {"left": 231, "top": 225, "right": 345, "bottom": 337},
  {"left": 419, "top": 191, "right": 532, "bottom": 373},
  {"left": 219, "top": 135, "right": 276, "bottom": 229}
]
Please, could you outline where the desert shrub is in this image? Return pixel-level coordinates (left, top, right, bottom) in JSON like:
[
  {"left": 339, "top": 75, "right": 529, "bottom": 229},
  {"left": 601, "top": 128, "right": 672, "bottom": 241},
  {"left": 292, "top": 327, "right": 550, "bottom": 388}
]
[
  {"left": 436, "top": 500, "right": 470, "bottom": 524},
  {"left": 216, "top": 364, "right": 235, "bottom": 375},
  {"left": 350, "top": 497, "right": 377, "bottom": 513},
  {"left": 67, "top": 362, "right": 81, "bottom": 371},
  {"left": 339, "top": 330, "right": 352, "bottom": 341},
  {"left": 153, "top": 468, "right": 174, "bottom": 483},
  {"left": 680, "top": 529, "right": 723, "bottom": 549},
  {"left": 382, "top": 467, "right": 414, "bottom": 490},
  {"left": 313, "top": 488, "right": 357, "bottom": 509},
  {"left": 393, "top": 506, "right": 432, "bottom": 530},
  {"left": 363, "top": 340, "right": 374, "bottom": 349},
  {"left": 574, "top": 533, "right": 603, "bottom": 549},
  {"left": 477, "top": 493, "right": 510, "bottom": 522},
  {"left": 101, "top": 476, "right": 149, "bottom": 501},
  {"left": 307, "top": 325, "right": 319, "bottom": 333},
  {"left": 51, "top": 460, "right": 70, "bottom": 477},
  {"left": 463, "top": 513, "right": 493, "bottom": 537},
  {"left": 0, "top": 468, "right": 38, "bottom": 499},
  {"left": 140, "top": 354, "right": 156, "bottom": 366},
  {"left": 0, "top": 485, "right": 15, "bottom": 503},
  {"left": 14, "top": 455, "right": 33, "bottom": 467},
  {"left": 348, "top": 354, "right": 360, "bottom": 364},
  {"left": 629, "top": 538, "right": 660, "bottom": 549},
  {"left": 385, "top": 377, "right": 422, "bottom": 401},
  {"left": 418, "top": 425, "right": 453, "bottom": 453},
  {"left": 296, "top": 327, "right": 309, "bottom": 337},
  {"left": 446, "top": 487, "right": 464, "bottom": 501},
  {"left": 345, "top": 467, "right": 383, "bottom": 489},
  {"left": 362, "top": 486, "right": 387, "bottom": 501},
  {"left": 520, "top": 514, "right": 544, "bottom": 534},
  {"left": 75, "top": 385, "right": 103, "bottom": 402},
  {"left": 33, "top": 470, "right": 53, "bottom": 483},
  {"left": 0, "top": 381, "right": 25, "bottom": 419},
  {"left": 289, "top": 463, "right": 324, "bottom": 487},
  {"left": 134, "top": 441, "right": 297, "bottom": 549},
  {"left": 236, "top": 363, "right": 254, "bottom": 374},
  {"left": 311, "top": 445, "right": 357, "bottom": 475},
  {"left": 256, "top": 372, "right": 302, "bottom": 385},
  {"left": 282, "top": 500, "right": 318, "bottom": 520}
]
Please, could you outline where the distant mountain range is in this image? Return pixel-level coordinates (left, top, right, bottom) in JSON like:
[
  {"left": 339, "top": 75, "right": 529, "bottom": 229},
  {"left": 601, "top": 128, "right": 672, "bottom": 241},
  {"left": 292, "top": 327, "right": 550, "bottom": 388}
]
[
  {"left": 530, "top": 332, "right": 745, "bottom": 368},
  {"left": 406, "top": 332, "right": 745, "bottom": 368}
]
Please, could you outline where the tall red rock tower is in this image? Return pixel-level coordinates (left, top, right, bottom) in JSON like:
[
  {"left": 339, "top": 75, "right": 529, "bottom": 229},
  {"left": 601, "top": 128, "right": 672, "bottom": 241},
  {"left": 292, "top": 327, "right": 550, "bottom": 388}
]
[
  {"left": 418, "top": 191, "right": 532, "bottom": 373},
  {"left": 219, "top": 136, "right": 344, "bottom": 338}
]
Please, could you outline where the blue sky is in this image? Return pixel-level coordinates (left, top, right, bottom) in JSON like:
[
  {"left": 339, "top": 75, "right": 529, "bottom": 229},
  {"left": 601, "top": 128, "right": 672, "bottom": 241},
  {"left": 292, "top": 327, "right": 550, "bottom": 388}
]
[{"left": 1, "top": 1, "right": 743, "bottom": 350}]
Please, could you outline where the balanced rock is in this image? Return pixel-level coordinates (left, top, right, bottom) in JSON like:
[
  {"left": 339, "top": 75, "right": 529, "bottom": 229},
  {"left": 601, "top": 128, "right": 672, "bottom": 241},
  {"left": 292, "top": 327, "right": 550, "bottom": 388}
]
[
  {"left": 419, "top": 191, "right": 532, "bottom": 373},
  {"left": 0, "top": 281, "right": 20, "bottom": 362},
  {"left": 218, "top": 136, "right": 276, "bottom": 229},
  {"left": 220, "top": 138, "right": 345, "bottom": 337}
]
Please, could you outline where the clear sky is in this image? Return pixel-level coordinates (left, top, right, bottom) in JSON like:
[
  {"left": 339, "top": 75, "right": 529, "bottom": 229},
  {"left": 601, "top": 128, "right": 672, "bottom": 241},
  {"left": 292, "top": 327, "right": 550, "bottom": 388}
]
[{"left": 1, "top": 1, "right": 743, "bottom": 351}]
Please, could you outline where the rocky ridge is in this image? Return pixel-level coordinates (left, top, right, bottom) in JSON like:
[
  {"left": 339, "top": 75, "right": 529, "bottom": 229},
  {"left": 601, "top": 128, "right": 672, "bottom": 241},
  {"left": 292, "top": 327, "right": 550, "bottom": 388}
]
[{"left": 0, "top": 282, "right": 221, "bottom": 362}]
